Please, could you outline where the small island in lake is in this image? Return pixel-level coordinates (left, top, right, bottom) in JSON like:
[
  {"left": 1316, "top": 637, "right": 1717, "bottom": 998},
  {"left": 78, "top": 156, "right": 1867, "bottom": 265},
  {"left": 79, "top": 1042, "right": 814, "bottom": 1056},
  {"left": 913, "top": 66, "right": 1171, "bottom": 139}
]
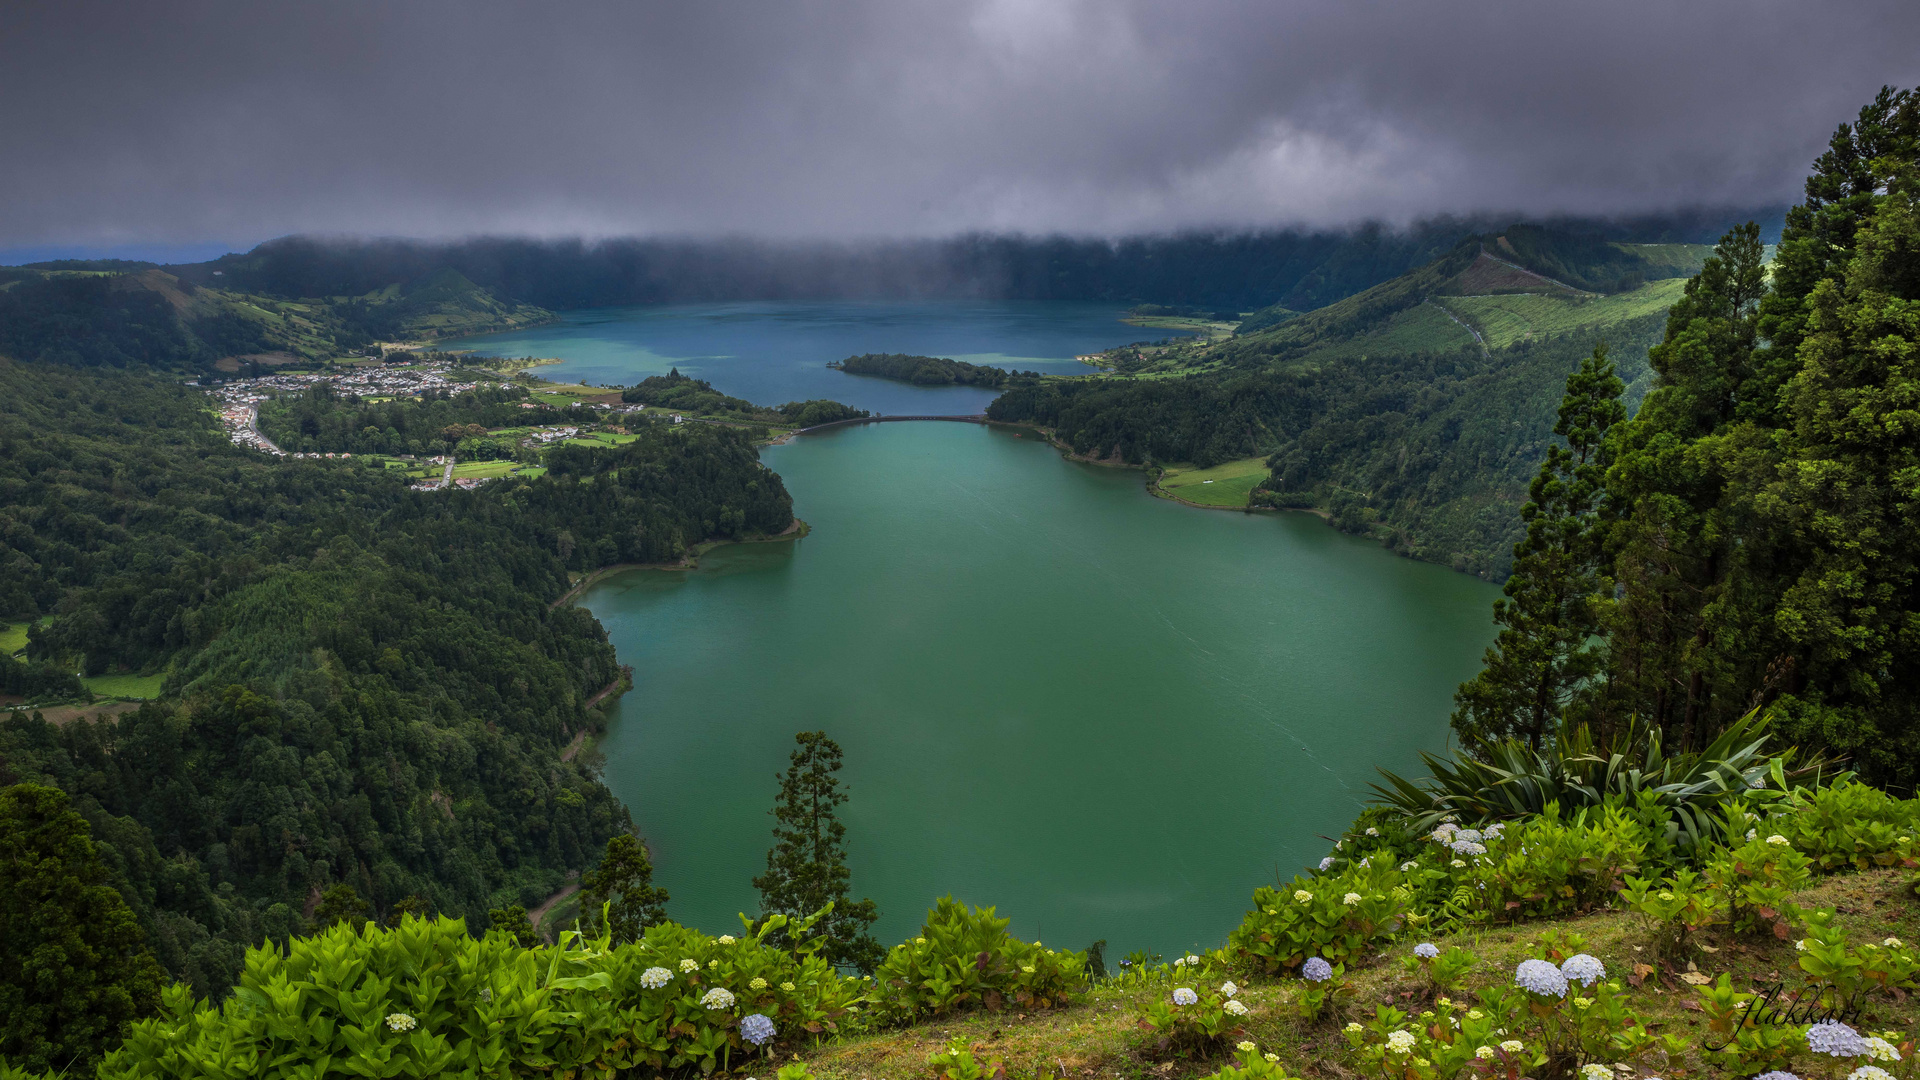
[{"left": 829, "top": 352, "right": 1040, "bottom": 388}]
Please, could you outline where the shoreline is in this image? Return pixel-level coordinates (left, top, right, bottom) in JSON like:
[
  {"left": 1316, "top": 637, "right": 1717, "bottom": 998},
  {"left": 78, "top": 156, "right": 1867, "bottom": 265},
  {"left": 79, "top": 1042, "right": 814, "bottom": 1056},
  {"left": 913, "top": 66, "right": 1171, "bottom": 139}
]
[{"left": 551, "top": 518, "right": 811, "bottom": 607}]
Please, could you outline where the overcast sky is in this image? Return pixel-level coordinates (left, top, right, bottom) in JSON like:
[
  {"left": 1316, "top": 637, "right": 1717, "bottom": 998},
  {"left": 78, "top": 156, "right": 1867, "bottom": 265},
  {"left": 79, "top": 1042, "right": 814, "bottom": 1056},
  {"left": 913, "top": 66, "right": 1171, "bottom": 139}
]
[{"left": 4, "top": 0, "right": 1916, "bottom": 253}]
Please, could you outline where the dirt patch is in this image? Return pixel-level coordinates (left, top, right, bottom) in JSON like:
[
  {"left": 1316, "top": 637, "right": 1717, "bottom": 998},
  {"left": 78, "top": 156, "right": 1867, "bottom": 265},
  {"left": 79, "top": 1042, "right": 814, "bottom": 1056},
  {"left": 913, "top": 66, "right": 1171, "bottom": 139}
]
[{"left": 1443, "top": 251, "right": 1573, "bottom": 295}]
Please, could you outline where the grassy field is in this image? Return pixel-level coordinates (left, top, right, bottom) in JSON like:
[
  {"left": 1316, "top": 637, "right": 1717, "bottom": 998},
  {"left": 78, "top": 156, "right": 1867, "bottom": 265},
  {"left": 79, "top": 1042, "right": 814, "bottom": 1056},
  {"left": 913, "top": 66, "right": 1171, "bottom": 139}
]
[
  {"left": 562, "top": 431, "right": 639, "bottom": 448},
  {"left": 1156, "top": 457, "right": 1269, "bottom": 507},
  {"left": 0, "top": 622, "right": 29, "bottom": 656},
  {"left": 1438, "top": 277, "right": 1686, "bottom": 350},
  {"left": 81, "top": 672, "right": 167, "bottom": 700},
  {"left": 805, "top": 867, "right": 1920, "bottom": 1080},
  {"left": 450, "top": 460, "right": 530, "bottom": 480},
  {"left": 1292, "top": 301, "right": 1478, "bottom": 363}
]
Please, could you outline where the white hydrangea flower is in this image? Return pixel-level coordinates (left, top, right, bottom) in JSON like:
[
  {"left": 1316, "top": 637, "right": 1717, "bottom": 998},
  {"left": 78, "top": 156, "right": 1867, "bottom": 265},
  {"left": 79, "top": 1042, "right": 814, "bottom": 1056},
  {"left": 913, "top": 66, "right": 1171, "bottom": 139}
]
[
  {"left": 1358, "top": 857, "right": 1372, "bottom": 868},
  {"left": 749, "top": 977, "right": 768, "bottom": 990},
  {"left": 1294, "top": 889, "right": 1314, "bottom": 903},
  {"left": 1237, "top": 1040, "right": 1257, "bottom": 1052},
  {"left": 640, "top": 966, "right": 672, "bottom": 988},
  {"left": 385, "top": 1013, "right": 417, "bottom": 1032},
  {"left": 1484, "top": 822, "right": 1505, "bottom": 837},
  {"left": 1174, "top": 957, "right": 1186, "bottom": 967},
  {"left": 717, "top": 934, "right": 736, "bottom": 945},
  {"left": 1885, "top": 937, "right": 1904, "bottom": 948},
  {"left": 1401, "top": 860, "right": 1418, "bottom": 872},
  {"left": 1220, "top": 980, "right": 1238, "bottom": 997},
  {"left": 1807, "top": 1020, "right": 1868, "bottom": 1057},
  {"left": 1796, "top": 939, "right": 1809, "bottom": 952},
  {"left": 1560, "top": 953, "right": 1607, "bottom": 987},
  {"left": 1344, "top": 1022, "right": 1363, "bottom": 1033},
  {"left": 1365, "top": 826, "right": 1379, "bottom": 835},
  {"left": 779, "top": 981, "right": 796, "bottom": 992},
  {"left": 1020, "top": 965, "right": 1035, "bottom": 974},
  {"left": 1451, "top": 859, "right": 1467, "bottom": 868},
  {"left": 679, "top": 958, "right": 699, "bottom": 972},
  {"left": 1263, "top": 1053, "right": 1279, "bottom": 1063},
  {"left": 1475, "top": 1046, "right": 1496, "bottom": 1060},
  {"left": 1500, "top": 1040, "right": 1523, "bottom": 1053},
  {"left": 1515, "top": 958, "right": 1568, "bottom": 997},
  {"left": 701, "top": 987, "right": 736, "bottom": 1010},
  {"left": 1185, "top": 954, "right": 1199, "bottom": 964},
  {"left": 1342, "top": 892, "right": 1362, "bottom": 906},
  {"left": 1766, "top": 835, "right": 1790, "bottom": 845},
  {"left": 1450, "top": 839, "right": 1488, "bottom": 856},
  {"left": 1582, "top": 1065, "right": 1611, "bottom": 1080},
  {"left": 1172, "top": 987, "right": 1198, "bottom": 1006},
  {"left": 1746, "top": 829, "right": 1758, "bottom": 841},
  {"left": 1861, "top": 1037, "right": 1901, "bottom": 1063},
  {"left": 1224, "top": 999, "right": 1249, "bottom": 1016},
  {"left": 1849, "top": 1068, "right": 1895, "bottom": 1080},
  {"left": 1386, "top": 1030, "right": 1416, "bottom": 1053}
]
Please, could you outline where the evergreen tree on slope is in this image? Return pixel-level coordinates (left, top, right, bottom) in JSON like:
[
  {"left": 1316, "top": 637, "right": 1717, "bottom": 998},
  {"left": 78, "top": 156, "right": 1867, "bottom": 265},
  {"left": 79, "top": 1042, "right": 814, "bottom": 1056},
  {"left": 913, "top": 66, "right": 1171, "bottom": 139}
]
[
  {"left": 1451, "top": 343, "right": 1624, "bottom": 749},
  {"left": 0, "top": 783, "right": 164, "bottom": 1075},
  {"left": 754, "top": 731, "right": 883, "bottom": 974}
]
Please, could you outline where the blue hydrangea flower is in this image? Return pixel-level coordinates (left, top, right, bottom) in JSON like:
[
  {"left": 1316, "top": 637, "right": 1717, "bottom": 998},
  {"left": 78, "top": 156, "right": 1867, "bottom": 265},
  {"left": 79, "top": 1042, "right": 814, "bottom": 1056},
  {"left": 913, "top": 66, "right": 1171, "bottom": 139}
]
[
  {"left": 1514, "top": 958, "right": 1568, "bottom": 997},
  {"left": 1302, "top": 957, "right": 1333, "bottom": 982},
  {"left": 1318, "top": 856, "right": 1334, "bottom": 871},
  {"left": 1172, "top": 987, "right": 1198, "bottom": 1005},
  {"left": 1414, "top": 943, "right": 1439, "bottom": 959},
  {"left": 1754, "top": 1072, "right": 1801, "bottom": 1080},
  {"left": 1560, "top": 953, "right": 1606, "bottom": 987},
  {"left": 1449, "top": 839, "right": 1488, "bottom": 856},
  {"left": 741, "top": 1013, "right": 776, "bottom": 1046},
  {"left": 1806, "top": 1020, "right": 1867, "bottom": 1057}
]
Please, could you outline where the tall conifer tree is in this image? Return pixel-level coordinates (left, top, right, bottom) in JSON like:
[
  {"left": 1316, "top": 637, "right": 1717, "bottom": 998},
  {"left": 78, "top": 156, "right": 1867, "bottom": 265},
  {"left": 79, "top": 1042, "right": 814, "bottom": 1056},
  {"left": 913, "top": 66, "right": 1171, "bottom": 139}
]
[
  {"left": 578, "top": 833, "right": 670, "bottom": 945},
  {"left": 0, "top": 784, "right": 164, "bottom": 1075},
  {"left": 1451, "top": 344, "right": 1624, "bottom": 748},
  {"left": 753, "top": 731, "right": 882, "bottom": 974}
]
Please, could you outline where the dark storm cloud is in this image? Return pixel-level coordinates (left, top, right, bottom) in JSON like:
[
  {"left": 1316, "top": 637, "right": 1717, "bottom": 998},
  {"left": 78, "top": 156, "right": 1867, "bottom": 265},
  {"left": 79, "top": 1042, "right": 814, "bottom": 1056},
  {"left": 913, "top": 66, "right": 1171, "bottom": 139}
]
[{"left": 3, "top": 0, "right": 1915, "bottom": 246}]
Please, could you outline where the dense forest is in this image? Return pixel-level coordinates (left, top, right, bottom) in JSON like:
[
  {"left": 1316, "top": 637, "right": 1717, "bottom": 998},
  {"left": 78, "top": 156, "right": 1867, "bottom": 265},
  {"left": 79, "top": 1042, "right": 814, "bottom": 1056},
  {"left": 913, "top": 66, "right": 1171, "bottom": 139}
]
[
  {"left": 1451, "top": 86, "right": 1920, "bottom": 790},
  {"left": 830, "top": 353, "right": 1035, "bottom": 388},
  {"left": 0, "top": 358, "right": 796, "bottom": 996}
]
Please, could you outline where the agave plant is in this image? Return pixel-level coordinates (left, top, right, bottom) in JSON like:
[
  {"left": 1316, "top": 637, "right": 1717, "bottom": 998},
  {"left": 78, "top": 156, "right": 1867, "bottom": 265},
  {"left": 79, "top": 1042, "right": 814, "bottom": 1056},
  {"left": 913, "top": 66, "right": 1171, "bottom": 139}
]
[{"left": 1371, "top": 710, "right": 1835, "bottom": 853}]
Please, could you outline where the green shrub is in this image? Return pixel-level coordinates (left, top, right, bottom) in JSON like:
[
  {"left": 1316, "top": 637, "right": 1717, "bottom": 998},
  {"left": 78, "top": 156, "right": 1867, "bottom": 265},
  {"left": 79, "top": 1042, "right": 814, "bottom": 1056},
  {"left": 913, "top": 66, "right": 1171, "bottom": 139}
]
[
  {"left": 100, "top": 913, "right": 864, "bottom": 1080},
  {"left": 868, "top": 898, "right": 1083, "bottom": 1025},
  {"left": 1619, "top": 868, "right": 1724, "bottom": 961},
  {"left": 1195, "top": 1042, "right": 1303, "bottom": 1080},
  {"left": 1475, "top": 966, "right": 1656, "bottom": 1080},
  {"left": 1705, "top": 833, "right": 1812, "bottom": 937},
  {"left": 1769, "top": 778, "right": 1920, "bottom": 871},
  {"left": 1136, "top": 981, "right": 1250, "bottom": 1057},
  {"left": 1399, "top": 943, "right": 1478, "bottom": 996},
  {"left": 1228, "top": 866, "right": 1406, "bottom": 975},
  {"left": 1469, "top": 804, "right": 1646, "bottom": 920},
  {"left": 1342, "top": 999, "right": 1520, "bottom": 1080}
]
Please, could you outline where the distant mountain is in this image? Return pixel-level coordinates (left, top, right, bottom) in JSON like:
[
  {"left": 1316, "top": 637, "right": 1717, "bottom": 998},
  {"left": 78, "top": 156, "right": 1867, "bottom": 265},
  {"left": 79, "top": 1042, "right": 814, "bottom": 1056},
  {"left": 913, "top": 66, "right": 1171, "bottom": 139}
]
[{"left": 0, "top": 262, "right": 551, "bottom": 371}]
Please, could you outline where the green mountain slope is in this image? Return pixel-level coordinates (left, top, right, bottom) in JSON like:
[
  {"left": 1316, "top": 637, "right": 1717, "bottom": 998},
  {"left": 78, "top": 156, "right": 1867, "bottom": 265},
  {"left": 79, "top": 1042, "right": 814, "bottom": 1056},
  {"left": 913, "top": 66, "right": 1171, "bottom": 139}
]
[{"left": 991, "top": 226, "right": 1712, "bottom": 577}]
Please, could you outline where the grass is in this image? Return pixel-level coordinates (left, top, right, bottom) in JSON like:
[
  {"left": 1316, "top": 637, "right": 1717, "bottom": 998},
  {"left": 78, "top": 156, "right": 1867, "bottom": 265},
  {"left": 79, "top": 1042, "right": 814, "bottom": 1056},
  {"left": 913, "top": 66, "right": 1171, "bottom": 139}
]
[
  {"left": 1290, "top": 302, "right": 1479, "bottom": 363},
  {"left": 81, "top": 672, "right": 167, "bottom": 700},
  {"left": 563, "top": 431, "right": 639, "bottom": 448},
  {"left": 1155, "top": 458, "right": 1270, "bottom": 508},
  {"left": 1438, "top": 278, "right": 1687, "bottom": 350},
  {"left": 0, "top": 622, "right": 29, "bottom": 657},
  {"left": 801, "top": 868, "right": 1920, "bottom": 1080},
  {"left": 450, "top": 460, "right": 530, "bottom": 479}
]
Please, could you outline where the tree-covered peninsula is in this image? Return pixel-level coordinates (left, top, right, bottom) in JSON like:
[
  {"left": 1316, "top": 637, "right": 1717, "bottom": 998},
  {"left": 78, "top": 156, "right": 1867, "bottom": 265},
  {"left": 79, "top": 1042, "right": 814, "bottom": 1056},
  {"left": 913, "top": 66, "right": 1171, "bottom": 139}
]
[{"left": 829, "top": 352, "right": 1038, "bottom": 389}]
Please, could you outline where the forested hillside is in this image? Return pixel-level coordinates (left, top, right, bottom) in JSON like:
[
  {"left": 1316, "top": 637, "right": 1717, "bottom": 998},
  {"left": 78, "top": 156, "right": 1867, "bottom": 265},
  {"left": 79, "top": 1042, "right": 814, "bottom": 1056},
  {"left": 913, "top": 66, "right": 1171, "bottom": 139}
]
[
  {"left": 0, "top": 264, "right": 548, "bottom": 373},
  {"left": 988, "top": 227, "right": 1697, "bottom": 577},
  {"left": 0, "top": 358, "right": 795, "bottom": 995}
]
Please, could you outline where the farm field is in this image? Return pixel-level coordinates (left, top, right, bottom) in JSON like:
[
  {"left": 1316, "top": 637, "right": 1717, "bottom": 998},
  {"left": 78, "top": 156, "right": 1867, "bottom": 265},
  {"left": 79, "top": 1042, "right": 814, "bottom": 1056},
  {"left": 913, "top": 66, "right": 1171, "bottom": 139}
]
[
  {"left": 0, "top": 622, "right": 29, "bottom": 656},
  {"left": 80, "top": 672, "right": 167, "bottom": 700},
  {"left": 1439, "top": 277, "right": 1687, "bottom": 349},
  {"left": 1154, "top": 456, "right": 1269, "bottom": 507}
]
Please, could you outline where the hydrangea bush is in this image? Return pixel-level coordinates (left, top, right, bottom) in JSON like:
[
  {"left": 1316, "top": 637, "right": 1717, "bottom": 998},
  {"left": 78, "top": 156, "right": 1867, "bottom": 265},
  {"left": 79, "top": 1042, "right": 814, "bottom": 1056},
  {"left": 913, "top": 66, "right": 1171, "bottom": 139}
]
[
  {"left": 1229, "top": 865, "right": 1406, "bottom": 974},
  {"left": 97, "top": 912, "right": 865, "bottom": 1080},
  {"left": 868, "top": 897, "right": 1084, "bottom": 1025}
]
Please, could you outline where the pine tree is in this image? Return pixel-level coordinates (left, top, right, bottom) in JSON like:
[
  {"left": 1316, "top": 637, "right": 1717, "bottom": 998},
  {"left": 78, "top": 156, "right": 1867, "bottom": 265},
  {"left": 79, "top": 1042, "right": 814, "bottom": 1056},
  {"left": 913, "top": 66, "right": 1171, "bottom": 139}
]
[
  {"left": 0, "top": 783, "right": 165, "bottom": 1075},
  {"left": 578, "top": 833, "right": 670, "bottom": 945},
  {"left": 488, "top": 904, "right": 541, "bottom": 948},
  {"left": 753, "top": 731, "right": 883, "bottom": 974},
  {"left": 1451, "top": 343, "right": 1624, "bottom": 748},
  {"left": 312, "top": 883, "right": 370, "bottom": 930}
]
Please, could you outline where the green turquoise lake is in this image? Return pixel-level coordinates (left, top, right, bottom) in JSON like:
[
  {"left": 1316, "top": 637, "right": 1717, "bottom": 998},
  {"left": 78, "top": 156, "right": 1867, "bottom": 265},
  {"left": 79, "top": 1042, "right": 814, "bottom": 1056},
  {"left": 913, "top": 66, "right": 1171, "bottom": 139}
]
[{"left": 582, "top": 420, "right": 1499, "bottom": 959}]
